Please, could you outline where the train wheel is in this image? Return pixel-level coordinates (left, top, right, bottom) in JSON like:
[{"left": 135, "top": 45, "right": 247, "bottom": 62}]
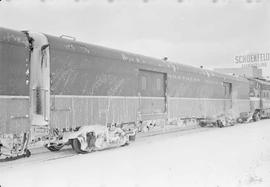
[
  {"left": 217, "top": 120, "right": 224, "bottom": 128},
  {"left": 199, "top": 121, "right": 207, "bottom": 127},
  {"left": 45, "top": 143, "right": 64, "bottom": 152},
  {"left": 253, "top": 112, "right": 261, "bottom": 122},
  {"left": 129, "top": 134, "right": 136, "bottom": 141},
  {"left": 25, "top": 149, "right": 31, "bottom": 157},
  {"left": 121, "top": 141, "right": 129, "bottom": 147},
  {"left": 71, "top": 139, "right": 87, "bottom": 154}
]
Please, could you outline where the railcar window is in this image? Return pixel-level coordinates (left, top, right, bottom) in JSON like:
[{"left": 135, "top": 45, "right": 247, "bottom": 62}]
[
  {"left": 33, "top": 87, "right": 43, "bottom": 115},
  {"left": 157, "top": 78, "right": 161, "bottom": 90},
  {"left": 141, "top": 76, "right": 146, "bottom": 90},
  {"left": 223, "top": 82, "right": 232, "bottom": 99}
]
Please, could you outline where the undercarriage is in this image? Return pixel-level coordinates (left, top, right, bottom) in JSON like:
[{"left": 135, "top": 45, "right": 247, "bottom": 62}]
[{"left": 0, "top": 132, "right": 31, "bottom": 162}]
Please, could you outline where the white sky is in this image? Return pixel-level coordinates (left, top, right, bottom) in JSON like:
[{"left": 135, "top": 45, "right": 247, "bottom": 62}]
[{"left": 1, "top": 0, "right": 270, "bottom": 76}]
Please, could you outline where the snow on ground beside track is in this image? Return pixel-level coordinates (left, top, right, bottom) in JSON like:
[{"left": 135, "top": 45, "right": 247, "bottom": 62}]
[{"left": 1, "top": 120, "right": 270, "bottom": 187}]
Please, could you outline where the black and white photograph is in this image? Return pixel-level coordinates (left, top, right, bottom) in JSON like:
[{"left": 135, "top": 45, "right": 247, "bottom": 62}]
[{"left": 0, "top": 0, "right": 270, "bottom": 186}]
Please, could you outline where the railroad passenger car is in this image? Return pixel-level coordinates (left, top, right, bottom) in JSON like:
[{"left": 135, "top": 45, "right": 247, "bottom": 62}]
[
  {"left": 248, "top": 78, "right": 270, "bottom": 120},
  {"left": 46, "top": 33, "right": 250, "bottom": 131},
  {"left": 0, "top": 27, "right": 251, "bottom": 159}
]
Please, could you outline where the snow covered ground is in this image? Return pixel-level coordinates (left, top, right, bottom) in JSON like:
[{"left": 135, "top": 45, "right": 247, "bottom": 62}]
[{"left": 1, "top": 120, "right": 270, "bottom": 187}]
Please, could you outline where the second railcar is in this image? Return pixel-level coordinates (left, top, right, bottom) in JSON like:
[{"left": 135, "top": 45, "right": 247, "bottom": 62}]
[
  {"left": 248, "top": 78, "right": 270, "bottom": 119},
  {"left": 45, "top": 34, "right": 250, "bottom": 131}
]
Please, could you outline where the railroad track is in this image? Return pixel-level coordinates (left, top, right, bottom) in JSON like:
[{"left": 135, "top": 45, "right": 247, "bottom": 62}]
[{"left": 0, "top": 125, "right": 239, "bottom": 169}]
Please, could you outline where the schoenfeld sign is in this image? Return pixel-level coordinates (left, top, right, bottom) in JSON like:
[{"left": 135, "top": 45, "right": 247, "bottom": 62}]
[{"left": 235, "top": 53, "right": 270, "bottom": 64}]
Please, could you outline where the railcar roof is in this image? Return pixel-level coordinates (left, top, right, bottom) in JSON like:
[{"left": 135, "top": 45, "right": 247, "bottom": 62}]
[{"left": 46, "top": 34, "right": 248, "bottom": 83}]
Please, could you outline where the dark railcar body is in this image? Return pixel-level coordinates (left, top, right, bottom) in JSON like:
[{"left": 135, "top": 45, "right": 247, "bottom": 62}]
[
  {"left": 0, "top": 28, "right": 29, "bottom": 96},
  {"left": 0, "top": 28, "right": 30, "bottom": 134},
  {"left": 46, "top": 34, "right": 250, "bottom": 130}
]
